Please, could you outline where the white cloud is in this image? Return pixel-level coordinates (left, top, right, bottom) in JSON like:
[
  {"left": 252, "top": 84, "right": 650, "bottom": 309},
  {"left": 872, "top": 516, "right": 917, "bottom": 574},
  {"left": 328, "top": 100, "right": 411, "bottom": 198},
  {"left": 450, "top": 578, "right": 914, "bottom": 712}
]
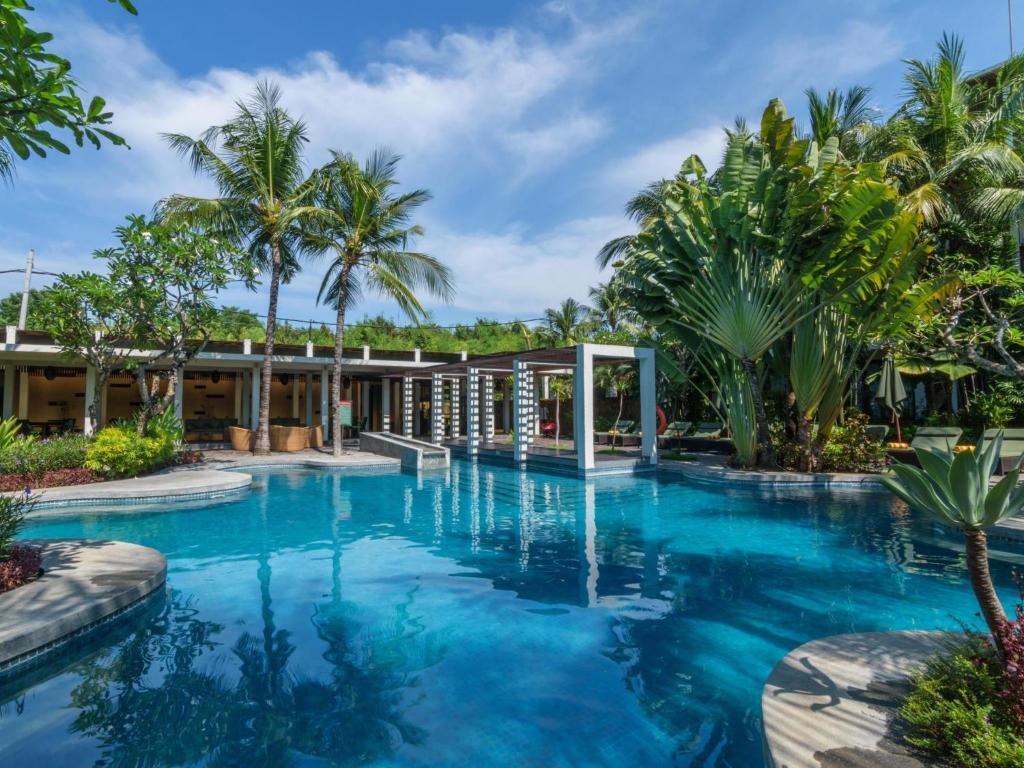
[{"left": 600, "top": 122, "right": 726, "bottom": 195}]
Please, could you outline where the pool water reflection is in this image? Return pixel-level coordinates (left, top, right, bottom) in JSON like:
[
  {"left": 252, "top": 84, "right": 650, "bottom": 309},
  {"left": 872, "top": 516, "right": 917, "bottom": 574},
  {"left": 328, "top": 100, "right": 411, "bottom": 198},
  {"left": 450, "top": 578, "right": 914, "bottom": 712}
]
[{"left": 1, "top": 463, "right": 1020, "bottom": 767}]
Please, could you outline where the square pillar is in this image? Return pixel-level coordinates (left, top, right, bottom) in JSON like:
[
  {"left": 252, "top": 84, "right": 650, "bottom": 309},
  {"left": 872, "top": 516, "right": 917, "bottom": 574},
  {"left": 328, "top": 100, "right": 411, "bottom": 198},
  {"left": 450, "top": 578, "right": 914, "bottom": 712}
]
[
  {"left": 403, "top": 376, "right": 414, "bottom": 437},
  {"left": 83, "top": 365, "right": 98, "bottom": 436},
  {"left": 234, "top": 372, "right": 244, "bottom": 423},
  {"left": 502, "top": 378, "right": 511, "bottom": 433},
  {"left": 382, "top": 378, "right": 391, "bottom": 433},
  {"left": 574, "top": 345, "right": 595, "bottom": 472},
  {"left": 361, "top": 380, "right": 371, "bottom": 429},
  {"left": 450, "top": 378, "right": 461, "bottom": 439},
  {"left": 466, "top": 368, "right": 480, "bottom": 457},
  {"left": 2, "top": 365, "right": 15, "bottom": 419},
  {"left": 292, "top": 375, "right": 301, "bottom": 420},
  {"left": 513, "top": 359, "right": 529, "bottom": 464},
  {"left": 173, "top": 366, "right": 184, "bottom": 419},
  {"left": 249, "top": 365, "right": 260, "bottom": 430},
  {"left": 431, "top": 373, "right": 444, "bottom": 445},
  {"left": 482, "top": 374, "right": 495, "bottom": 442},
  {"left": 321, "top": 368, "right": 330, "bottom": 442},
  {"left": 526, "top": 369, "right": 537, "bottom": 444},
  {"left": 17, "top": 370, "right": 28, "bottom": 419},
  {"left": 639, "top": 348, "right": 657, "bottom": 465},
  {"left": 304, "top": 372, "right": 314, "bottom": 426}
]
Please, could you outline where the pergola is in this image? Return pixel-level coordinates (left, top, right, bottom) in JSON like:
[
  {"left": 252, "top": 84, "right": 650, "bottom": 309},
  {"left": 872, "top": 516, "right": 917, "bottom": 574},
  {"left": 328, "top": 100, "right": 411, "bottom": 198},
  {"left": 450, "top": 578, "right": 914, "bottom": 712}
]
[{"left": 400, "top": 343, "right": 657, "bottom": 473}]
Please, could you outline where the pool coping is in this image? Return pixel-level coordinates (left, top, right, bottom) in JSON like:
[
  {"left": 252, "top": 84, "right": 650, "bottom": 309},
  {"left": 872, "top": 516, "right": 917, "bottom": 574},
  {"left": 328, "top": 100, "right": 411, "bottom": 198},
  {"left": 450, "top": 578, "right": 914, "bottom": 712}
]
[
  {"left": 761, "top": 630, "right": 957, "bottom": 768},
  {"left": 658, "top": 456, "right": 887, "bottom": 488},
  {"left": 12, "top": 451, "right": 403, "bottom": 510},
  {"left": 0, "top": 538, "right": 167, "bottom": 675}
]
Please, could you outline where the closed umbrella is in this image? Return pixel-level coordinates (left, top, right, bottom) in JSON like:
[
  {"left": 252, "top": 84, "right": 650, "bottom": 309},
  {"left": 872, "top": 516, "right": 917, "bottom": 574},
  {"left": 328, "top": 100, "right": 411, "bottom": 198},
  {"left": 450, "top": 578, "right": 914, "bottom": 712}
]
[{"left": 874, "top": 356, "right": 907, "bottom": 443}]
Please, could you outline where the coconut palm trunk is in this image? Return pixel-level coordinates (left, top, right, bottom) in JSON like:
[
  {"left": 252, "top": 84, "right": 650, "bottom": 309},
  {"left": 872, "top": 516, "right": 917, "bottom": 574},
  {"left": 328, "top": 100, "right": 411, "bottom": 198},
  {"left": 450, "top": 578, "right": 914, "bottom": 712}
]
[
  {"left": 964, "top": 529, "right": 1008, "bottom": 646},
  {"left": 330, "top": 263, "right": 352, "bottom": 457},
  {"left": 255, "top": 243, "right": 282, "bottom": 455}
]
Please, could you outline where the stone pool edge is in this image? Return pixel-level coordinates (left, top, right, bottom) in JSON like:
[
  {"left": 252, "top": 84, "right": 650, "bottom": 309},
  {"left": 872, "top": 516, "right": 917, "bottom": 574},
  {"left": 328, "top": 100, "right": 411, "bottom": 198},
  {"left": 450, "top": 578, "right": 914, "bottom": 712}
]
[
  {"left": 0, "top": 539, "right": 167, "bottom": 676},
  {"left": 760, "top": 630, "right": 958, "bottom": 768}
]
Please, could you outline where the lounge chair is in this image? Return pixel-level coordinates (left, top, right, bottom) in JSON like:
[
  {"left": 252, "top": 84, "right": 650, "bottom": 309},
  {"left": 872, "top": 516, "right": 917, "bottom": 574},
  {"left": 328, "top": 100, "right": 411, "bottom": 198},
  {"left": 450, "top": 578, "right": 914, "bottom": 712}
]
[
  {"left": 909, "top": 426, "right": 962, "bottom": 453},
  {"left": 864, "top": 424, "right": 889, "bottom": 442},
  {"left": 228, "top": 426, "right": 254, "bottom": 451},
  {"left": 269, "top": 425, "right": 311, "bottom": 452},
  {"left": 658, "top": 421, "right": 692, "bottom": 448},
  {"left": 598, "top": 420, "right": 637, "bottom": 447},
  {"left": 981, "top": 428, "right": 1024, "bottom": 473},
  {"left": 691, "top": 421, "right": 724, "bottom": 440}
]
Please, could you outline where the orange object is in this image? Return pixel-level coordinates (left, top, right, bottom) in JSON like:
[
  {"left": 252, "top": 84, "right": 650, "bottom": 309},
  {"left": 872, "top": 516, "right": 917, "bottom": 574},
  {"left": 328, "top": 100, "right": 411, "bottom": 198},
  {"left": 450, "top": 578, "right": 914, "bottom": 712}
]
[{"left": 656, "top": 406, "right": 668, "bottom": 435}]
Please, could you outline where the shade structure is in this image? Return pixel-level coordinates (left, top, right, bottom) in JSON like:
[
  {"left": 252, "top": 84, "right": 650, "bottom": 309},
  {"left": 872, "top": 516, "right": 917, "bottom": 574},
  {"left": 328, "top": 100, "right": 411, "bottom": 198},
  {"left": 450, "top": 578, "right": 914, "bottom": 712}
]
[{"left": 874, "top": 356, "right": 907, "bottom": 442}]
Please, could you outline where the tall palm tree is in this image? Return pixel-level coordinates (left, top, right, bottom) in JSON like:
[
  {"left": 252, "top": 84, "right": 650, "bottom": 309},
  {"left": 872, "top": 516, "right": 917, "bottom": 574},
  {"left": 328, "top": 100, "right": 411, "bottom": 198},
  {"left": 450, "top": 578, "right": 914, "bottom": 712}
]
[
  {"left": 543, "top": 298, "right": 591, "bottom": 346},
  {"left": 160, "top": 81, "right": 323, "bottom": 454},
  {"left": 306, "top": 149, "right": 453, "bottom": 457},
  {"left": 805, "top": 84, "right": 875, "bottom": 160},
  {"left": 587, "top": 279, "right": 632, "bottom": 332}
]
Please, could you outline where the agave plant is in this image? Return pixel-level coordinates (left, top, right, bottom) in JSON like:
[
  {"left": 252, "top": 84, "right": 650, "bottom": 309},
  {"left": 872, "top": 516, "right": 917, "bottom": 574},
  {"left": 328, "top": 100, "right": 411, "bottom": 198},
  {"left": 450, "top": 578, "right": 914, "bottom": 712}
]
[
  {"left": 881, "top": 432, "right": 1024, "bottom": 647},
  {"left": 0, "top": 415, "right": 21, "bottom": 453}
]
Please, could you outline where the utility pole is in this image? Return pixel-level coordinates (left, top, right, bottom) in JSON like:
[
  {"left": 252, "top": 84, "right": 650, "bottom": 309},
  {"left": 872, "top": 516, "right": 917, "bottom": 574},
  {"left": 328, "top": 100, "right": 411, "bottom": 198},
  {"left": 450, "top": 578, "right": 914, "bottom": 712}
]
[{"left": 17, "top": 249, "right": 33, "bottom": 330}]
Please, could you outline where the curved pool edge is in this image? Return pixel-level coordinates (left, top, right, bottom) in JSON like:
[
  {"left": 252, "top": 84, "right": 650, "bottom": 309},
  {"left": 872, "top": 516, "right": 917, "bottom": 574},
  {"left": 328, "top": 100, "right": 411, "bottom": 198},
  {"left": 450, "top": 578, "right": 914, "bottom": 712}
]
[
  {"left": 659, "top": 457, "right": 886, "bottom": 489},
  {"left": 760, "top": 630, "right": 957, "bottom": 768},
  {"left": 0, "top": 539, "right": 167, "bottom": 676}
]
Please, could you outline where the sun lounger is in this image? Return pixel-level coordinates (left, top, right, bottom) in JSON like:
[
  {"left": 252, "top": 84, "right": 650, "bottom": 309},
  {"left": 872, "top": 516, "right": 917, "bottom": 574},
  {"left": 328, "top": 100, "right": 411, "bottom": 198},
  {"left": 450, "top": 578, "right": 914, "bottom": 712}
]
[
  {"left": 658, "top": 421, "right": 692, "bottom": 447},
  {"left": 691, "top": 422, "right": 724, "bottom": 440},
  {"left": 981, "top": 428, "right": 1024, "bottom": 473},
  {"left": 909, "top": 427, "right": 962, "bottom": 452}
]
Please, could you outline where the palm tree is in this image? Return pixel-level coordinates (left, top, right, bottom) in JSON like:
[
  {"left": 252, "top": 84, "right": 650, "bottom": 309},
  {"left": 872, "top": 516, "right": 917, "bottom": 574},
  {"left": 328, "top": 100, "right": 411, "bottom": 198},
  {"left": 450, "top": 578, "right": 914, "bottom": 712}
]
[
  {"left": 160, "top": 81, "right": 323, "bottom": 454},
  {"left": 805, "top": 85, "right": 875, "bottom": 160},
  {"left": 587, "top": 279, "right": 633, "bottom": 332},
  {"left": 306, "top": 149, "right": 453, "bottom": 457},
  {"left": 543, "top": 298, "right": 591, "bottom": 346}
]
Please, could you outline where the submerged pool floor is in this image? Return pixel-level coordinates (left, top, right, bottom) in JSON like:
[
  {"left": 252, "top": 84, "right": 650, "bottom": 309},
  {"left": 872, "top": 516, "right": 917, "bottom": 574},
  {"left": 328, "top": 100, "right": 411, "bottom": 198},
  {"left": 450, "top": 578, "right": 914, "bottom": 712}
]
[{"left": 2, "top": 462, "right": 1020, "bottom": 767}]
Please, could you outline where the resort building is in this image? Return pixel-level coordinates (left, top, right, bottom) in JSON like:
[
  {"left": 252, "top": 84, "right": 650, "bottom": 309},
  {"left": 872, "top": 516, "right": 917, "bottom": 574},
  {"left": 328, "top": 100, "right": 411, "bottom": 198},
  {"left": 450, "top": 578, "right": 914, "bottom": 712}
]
[{"left": 0, "top": 326, "right": 658, "bottom": 473}]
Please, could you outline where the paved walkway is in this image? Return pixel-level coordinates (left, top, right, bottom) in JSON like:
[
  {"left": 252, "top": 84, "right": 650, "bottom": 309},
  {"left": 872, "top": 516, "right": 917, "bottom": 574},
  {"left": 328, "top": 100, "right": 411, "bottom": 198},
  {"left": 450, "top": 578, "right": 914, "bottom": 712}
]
[
  {"left": 0, "top": 539, "right": 166, "bottom": 672},
  {"left": 762, "top": 630, "right": 955, "bottom": 768}
]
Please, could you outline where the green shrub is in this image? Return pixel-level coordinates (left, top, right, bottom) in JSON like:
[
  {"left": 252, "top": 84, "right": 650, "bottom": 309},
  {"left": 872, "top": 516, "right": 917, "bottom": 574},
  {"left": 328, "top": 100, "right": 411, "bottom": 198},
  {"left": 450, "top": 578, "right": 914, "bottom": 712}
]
[
  {"left": 0, "top": 490, "right": 32, "bottom": 557},
  {"left": 901, "top": 636, "right": 1024, "bottom": 767},
  {"left": 0, "top": 433, "right": 90, "bottom": 476},
  {"left": 818, "top": 410, "right": 889, "bottom": 473},
  {"left": 84, "top": 425, "right": 177, "bottom": 478},
  {"left": 0, "top": 415, "right": 20, "bottom": 452}
]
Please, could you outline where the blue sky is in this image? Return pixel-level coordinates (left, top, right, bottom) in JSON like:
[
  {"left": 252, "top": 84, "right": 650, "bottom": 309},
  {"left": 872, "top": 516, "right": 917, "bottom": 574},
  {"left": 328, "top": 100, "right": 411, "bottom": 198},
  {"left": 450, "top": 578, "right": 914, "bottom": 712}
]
[{"left": 0, "top": 0, "right": 1014, "bottom": 326}]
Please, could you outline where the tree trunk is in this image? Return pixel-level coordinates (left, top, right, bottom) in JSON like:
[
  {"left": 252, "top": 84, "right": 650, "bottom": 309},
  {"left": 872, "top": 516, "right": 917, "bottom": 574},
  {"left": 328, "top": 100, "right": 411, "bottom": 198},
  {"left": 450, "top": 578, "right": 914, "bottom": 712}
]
[
  {"left": 255, "top": 241, "right": 282, "bottom": 455},
  {"left": 554, "top": 393, "right": 561, "bottom": 447},
  {"left": 964, "top": 528, "right": 1008, "bottom": 650},
  {"left": 89, "top": 371, "right": 108, "bottom": 435},
  {"left": 331, "top": 272, "right": 349, "bottom": 457},
  {"left": 796, "top": 413, "right": 819, "bottom": 472},
  {"left": 741, "top": 356, "right": 775, "bottom": 467},
  {"left": 612, "top": 390, "right": 625, "bottom": 452}
]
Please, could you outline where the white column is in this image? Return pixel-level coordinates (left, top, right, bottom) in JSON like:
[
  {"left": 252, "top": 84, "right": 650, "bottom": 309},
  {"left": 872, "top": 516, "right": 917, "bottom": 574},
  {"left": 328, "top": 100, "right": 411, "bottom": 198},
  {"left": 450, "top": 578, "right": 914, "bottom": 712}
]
[
  {"left": 304, "top": 372, "right": 313, "bottom": 426},
  {"left": 17, "top": 370, "right": 28, "bottom": 419},
  {"left": 173, "top": 366, "right": 184, "bottom": 419},
  {"left": 466, "top": 368, "right": 480, "bottom": 457},
  {"left": 234, "top": 373, "right": 243, "bottom": 423},
  {"left": 639, "top": 348, "right": 657, "bottom": 465},
  {"left": 83, "top": 365, "right": 98, "bottom": 436},
  {"left": 250, "top": 365, "right": 260, "bottom": 430},
  {"left": 3, "top": 365, "right": 15, "bottom": 418},
  {"left": 450, "top": 378, "right": 461, "bottom": 439},
  {"left": 320, "top": 368, "right": 330, "bottom": 441},
  {"left": 403, "top": 376, "right": 414, "bottom": 437},
  {"left": 291, "top": 375, "right": 300, "bottom": 420},
  {"left": 526, "top": 369, "right": 537, "bottom": 444},
  {"left": 381, "top": 378, "right": 391, "bottom": 433},
  {"left": 574, "top": 345, "right": 595, "bottom": 472},
  {"left": 431, "top": 373, "right": 444, "bottom": 445},
  {"left": 483, "top": 374, "right": 495, "bottom": 442},
  {"left": 513, "top": 359, "right": 528, "bottom": 464}
]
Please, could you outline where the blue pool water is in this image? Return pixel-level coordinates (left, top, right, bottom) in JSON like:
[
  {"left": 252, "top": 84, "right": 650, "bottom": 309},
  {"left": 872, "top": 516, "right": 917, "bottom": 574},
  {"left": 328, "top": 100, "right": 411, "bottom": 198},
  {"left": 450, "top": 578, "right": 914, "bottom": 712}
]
[{"left": 2, "top": 462, "right": 1021, "bottom": 767}]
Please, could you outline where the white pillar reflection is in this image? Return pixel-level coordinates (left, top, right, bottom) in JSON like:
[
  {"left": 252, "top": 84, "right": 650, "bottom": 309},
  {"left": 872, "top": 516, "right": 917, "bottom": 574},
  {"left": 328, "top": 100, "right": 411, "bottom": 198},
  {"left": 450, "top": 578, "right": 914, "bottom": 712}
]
[{"left": 584, "top": 482, "right": 598, "bottom": 607}]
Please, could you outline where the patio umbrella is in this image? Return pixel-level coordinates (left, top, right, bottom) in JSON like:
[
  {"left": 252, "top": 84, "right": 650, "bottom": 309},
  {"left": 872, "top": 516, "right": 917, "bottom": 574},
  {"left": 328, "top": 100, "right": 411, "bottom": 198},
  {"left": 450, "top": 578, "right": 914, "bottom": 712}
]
[{"left": 874, "top": 356, "right": 907, "bottom": 443}]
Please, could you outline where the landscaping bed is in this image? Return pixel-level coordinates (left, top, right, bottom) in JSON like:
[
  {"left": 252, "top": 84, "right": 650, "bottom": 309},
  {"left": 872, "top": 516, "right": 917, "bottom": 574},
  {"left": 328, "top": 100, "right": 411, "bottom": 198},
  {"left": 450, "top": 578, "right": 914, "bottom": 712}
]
[{"left": 0, "top": 544, "right": 41, "bottom": 594}]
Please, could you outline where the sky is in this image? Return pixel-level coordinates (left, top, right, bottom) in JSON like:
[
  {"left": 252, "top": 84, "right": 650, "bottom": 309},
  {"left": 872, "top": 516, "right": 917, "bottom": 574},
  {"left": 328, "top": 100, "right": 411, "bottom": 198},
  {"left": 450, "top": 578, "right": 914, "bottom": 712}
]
[{"left": 0, "top": 0, "right": 1015, "bottom": 327}]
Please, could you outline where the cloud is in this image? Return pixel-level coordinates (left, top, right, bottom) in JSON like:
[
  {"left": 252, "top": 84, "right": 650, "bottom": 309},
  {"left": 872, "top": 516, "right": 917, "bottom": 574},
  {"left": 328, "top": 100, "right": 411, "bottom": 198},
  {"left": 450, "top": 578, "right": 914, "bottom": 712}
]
[{"left": 600, "top": 122, "right": 726, "bottom": 195}]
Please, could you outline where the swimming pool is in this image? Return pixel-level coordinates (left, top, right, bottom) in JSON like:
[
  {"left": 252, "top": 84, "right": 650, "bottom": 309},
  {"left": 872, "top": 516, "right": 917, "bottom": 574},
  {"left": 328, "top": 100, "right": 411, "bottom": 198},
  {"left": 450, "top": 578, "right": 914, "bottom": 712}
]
[{"left": 2, "top": 462, "right": 1020, "bottom": 766}]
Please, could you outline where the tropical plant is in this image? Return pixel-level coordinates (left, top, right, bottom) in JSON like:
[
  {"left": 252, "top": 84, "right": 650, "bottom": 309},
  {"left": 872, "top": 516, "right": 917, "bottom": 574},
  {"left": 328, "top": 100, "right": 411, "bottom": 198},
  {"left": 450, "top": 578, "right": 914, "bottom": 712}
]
[
  {"left": 0, "top": 488, "right": 31, "bottom": 557},
  {"left": 93, "top": 216, "right": 252, "bottom": 434},
  {"left": 0, "top": 0, "right": 130, "bottom": 183},
  {"left": 804, "top": 85, "right": 875, "bottom": 161},
  {"left": 587, "top": 280, "right": 633, "bottom": 332},
  {"left": 597, "top": 363, "right": 636, "bottom": 451},
  {"left": 0, "top": 432, "right": 89, "bottom": 477},
  {"left": 542, "top": 298, "right": 592, "bottom": 346},
  {"left": 0, "top": 414, "right": 20, "bottom": 452},
  {"left": 881, "top": 432, "right": 1024, "bottom": 648},
  {"left": 549, "top": 375, "right": 573, "bottom": 447},
  {"left": 304, "top": 149, "right": 453, "bottom": 456},
  {"left": 84, "top": 423, "right": 177, "bottom": 478},
  {"left": 161, "top": 81, "right": 323, "bottom": 454},
  {"left": 618, "top": 100, "right": 928, "bottom": 466}
]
